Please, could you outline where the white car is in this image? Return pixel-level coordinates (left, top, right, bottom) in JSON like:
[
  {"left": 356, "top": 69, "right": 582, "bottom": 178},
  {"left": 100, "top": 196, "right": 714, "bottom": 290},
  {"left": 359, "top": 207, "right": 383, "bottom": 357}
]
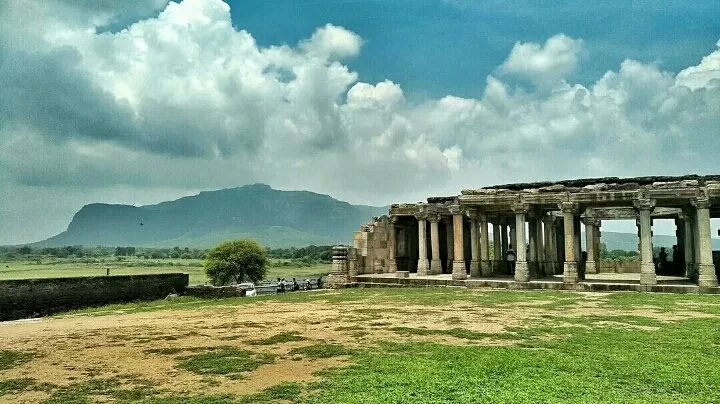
[{"left": 237, "top": 283, "right": 257, "bottom": 297}]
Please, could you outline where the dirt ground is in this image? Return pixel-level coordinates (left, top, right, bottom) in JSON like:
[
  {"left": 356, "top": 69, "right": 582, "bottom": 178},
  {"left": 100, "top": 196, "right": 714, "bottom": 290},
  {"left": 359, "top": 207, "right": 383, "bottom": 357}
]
[{"left": 1, "top": 290, "right": 716, "bottom": 403}]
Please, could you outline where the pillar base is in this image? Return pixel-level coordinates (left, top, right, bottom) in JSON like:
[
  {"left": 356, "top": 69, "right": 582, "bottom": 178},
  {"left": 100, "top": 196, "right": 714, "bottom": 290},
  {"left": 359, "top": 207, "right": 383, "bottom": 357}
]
[
  {"left": 469, "top": 260, "right": 480, "bottom": 278},
  {"left": 514, "top": 261, "right": 530, "bottom": 282},
  {"left": 417, "top": 260, "right": 430, "bottom": 276},
  {"left": 388, "top": 259, "right": 397, "bottom": 273},
  {"left": 452, "top": 261, "right": 467, "bottom": 280},
  {"left": 325, "top": 274, "right": 351, "bottom": 288},
  {"left": 480, "top": 260, "right": 492, "bottom": 277},
  {"left": 640, "top": 264, "right": 657, "bottom": 285},
  {"left": 563, "top": 262, "right": 579, "bottom": 283},
  {"left": 698, "top": 264, "right": 719, "bottom": 287},
  {"left": 430, "top": 259, "right": 442, "bottom": 275},
  {"left": 585, "top": 261, "right": 598, "bottom": 275}
]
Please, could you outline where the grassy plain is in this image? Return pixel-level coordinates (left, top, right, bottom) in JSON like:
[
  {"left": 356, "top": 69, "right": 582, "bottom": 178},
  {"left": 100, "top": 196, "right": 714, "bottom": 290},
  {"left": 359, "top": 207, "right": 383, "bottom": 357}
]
[
  {"left": 0, "top": 259, "right": 330, "bottom": 285},
  {"left": 2, "top": 288, "right": 720, "bottom": 403}
]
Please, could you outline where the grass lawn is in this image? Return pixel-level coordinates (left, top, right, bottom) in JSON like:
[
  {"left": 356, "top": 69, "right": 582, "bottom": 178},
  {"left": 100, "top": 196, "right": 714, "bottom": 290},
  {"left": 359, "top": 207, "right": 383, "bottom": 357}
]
[
  {"left": 0, "top": 260, "right": 330, "bottom": 285},
  {"left": 2, "top": 288, "right": 720, "bottom": 403}
]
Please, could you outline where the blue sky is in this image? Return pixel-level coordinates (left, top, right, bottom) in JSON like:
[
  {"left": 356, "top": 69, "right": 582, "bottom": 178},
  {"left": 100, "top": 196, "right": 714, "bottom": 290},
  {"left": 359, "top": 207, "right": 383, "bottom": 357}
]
[{"left": 228, "top": 0, "right": 720, "bottom": 99}]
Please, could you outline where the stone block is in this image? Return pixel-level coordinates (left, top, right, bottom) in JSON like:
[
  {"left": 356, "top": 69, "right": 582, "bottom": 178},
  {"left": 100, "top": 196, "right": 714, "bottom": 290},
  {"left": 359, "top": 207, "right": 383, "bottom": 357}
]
[{"left": 396, "top": 271, "right": 410, "bottom": 278}]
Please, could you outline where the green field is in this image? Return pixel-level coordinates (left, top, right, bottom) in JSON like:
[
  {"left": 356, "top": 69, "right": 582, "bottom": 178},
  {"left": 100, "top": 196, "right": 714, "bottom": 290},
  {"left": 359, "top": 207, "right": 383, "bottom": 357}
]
[
  {"left": 0, "top": 259, "right": 330, "bottom": 285},
  {"left": 2, "top": 288, "right": 720, "bottom": 403}
]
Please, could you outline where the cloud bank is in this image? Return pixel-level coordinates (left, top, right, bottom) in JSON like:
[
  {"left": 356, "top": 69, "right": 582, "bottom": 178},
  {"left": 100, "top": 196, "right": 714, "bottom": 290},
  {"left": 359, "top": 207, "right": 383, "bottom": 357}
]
[{"left": 1, "top": 0, "right": 720, "bottom": 243}]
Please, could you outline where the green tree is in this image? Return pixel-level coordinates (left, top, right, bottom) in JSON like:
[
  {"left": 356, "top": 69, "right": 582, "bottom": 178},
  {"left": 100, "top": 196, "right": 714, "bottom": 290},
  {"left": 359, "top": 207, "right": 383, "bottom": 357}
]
[{"left": 205, "top": 239, "right": 268, "bottom": 286}]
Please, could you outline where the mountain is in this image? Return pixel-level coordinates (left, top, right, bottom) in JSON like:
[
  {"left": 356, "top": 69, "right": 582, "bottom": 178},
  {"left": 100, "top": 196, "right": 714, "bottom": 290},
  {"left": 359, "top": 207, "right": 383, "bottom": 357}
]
[
  {"left": 33, "top": 184, "right": 388, "bottom": 248},
  {"left": 589, "top": 231, "right": 720, "bottom": 251}
]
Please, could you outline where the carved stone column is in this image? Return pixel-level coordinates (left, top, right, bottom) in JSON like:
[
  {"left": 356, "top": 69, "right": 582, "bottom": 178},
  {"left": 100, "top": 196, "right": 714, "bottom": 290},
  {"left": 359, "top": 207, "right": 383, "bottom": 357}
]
[
  {"left": 388, "top": 216, "right": 398, "bottom": 273},
  {"left": 492, "top": 221, "right": 502, "bottom": 275},
  {"left": 466, "top": 209, "right": 480, "bottom": 278},
  {"left": 634, "top": 198, "right": 657, "bottom": 285},
  {"left": 512, "top": 203, "right": 530, "bottom": 282},
  {"left": 682, "top": 208, "right": 695, "bottom": 279},
  {"left": 528, "top": 215, "right": 538, "bottom": 278},
  {"left": 326, "top": 246, "right": 350, "bottom": 288},
  {"left": 561, "top": 202, "right": 579, "bottom": 283},
  {"left": 534, "top": 214, "right": 545, "bottom": 277},
  {"left": 415, "top": 211, "right": 430, "bottom": 276},
  {"left": 428, "top": 214, "right": 442, "bottom": 275},
  {"left": 480, "top": 212, "right": 491, "bottom": 276},
  {"left": 450, "top": 204, "right": 467, "bottom": 280},
  {"left": 543, "top": 214, "right": 557, "bottom": 277},
  {"left": 446, "top": 218, "right": 454, "bottom": 264},
  {"left": 693, "top": 198, "right": 719, "bottom": 287},
  {"left": 583, "top": 215, "right": 599, "bottom": 275}
]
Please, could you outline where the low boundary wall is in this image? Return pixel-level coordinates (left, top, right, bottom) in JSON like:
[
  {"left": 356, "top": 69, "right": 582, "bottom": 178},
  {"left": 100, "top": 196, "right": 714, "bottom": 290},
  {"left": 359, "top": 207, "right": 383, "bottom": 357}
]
[{"left": 0, "top": 273, "right": 189, "bottom": 321}]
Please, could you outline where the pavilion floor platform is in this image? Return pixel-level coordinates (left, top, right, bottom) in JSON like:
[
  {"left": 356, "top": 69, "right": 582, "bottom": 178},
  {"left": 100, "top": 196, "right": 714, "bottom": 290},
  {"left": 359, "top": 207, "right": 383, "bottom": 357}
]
[{"left": 353, "top": 273, "right": 717, "bottom": 294}]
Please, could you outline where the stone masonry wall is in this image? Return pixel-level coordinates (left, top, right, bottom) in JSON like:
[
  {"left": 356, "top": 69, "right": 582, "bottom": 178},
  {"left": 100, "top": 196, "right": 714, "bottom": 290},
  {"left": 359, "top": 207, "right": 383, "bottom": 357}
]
[
  {"left": 353, "top": 216, "right": 390, "bottom": 274},
  {"left": 0, "top": 273, "right": 189, "bottom": 321}
]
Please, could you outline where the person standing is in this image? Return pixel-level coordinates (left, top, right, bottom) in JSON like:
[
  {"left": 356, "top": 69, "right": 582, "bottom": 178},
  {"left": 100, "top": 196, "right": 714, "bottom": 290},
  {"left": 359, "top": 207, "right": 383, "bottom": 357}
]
[{"left": 506, "top": 243, "right": 516, "bottom": 275}]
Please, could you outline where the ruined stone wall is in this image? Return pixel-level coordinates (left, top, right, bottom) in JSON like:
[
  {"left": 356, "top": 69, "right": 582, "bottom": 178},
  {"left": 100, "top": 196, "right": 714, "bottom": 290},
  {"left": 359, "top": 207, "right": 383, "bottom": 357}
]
[
  {"left": 0, "top": 273, "right": 189, "bottom": 321},
  {"left": 597, "top": 261, "right": 641, "bottom": 274},
  {"left": 353, "top": 216, "right": 390, "bottom": 274}
]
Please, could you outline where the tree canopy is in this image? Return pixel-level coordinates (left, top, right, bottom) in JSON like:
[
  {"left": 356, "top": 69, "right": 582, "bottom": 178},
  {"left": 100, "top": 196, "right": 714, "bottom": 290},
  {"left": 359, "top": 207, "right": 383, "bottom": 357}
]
[{"left": 204, "top": 239, "right": 268, "bottom": 286}]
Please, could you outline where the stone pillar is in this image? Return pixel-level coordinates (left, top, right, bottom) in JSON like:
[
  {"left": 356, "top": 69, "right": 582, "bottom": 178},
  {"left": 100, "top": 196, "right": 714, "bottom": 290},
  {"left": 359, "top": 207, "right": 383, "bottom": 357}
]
[
  {"left": 467, "top": 209, "right": 480, "bottom": 277},
  {"left": 450, "top": 204, "right": 467, "bottom": 280},
  {"left": 415, "top": 212, "right": 430, "bottom": 276},
  {"left": 326, "top": 246, "right": 350, "bottom": 288},
  {"left": 512, "top": 203, "right": 530, "bottom": 282},
  {"left": 595, "top": 221, "right": 602, "bottom": 262},
  {"left": 534, "top": 215, "right": 544, "bottom": 277},
  {"left": 348, "top": 248, "right": 358, "bottom": 277},
  {"left": 561, "top": 202, "right": 579, "bottom": 283},
  {"left": 528, "top": 216, "right": 538, "bottom": 278},
  {"left": 584, "top": 217, "right": 598, "bottom": 274},
  {"left": 683, "top": 209, "right": 695, "bottom": 279},
  {"left": 387, "top": 216, "right": 398, "bottom": 273},
  {"left": 693, "top": 198, "right": 718, "bottom": 287},
  {"left": 501, "top": 221, "right": 509, "bottom": 257},
  {"left": 480, "top": 213, "right": 491, "bottom": 276},
  {"left": 429, "top": 214, "right": 442, "bottom": 275},
  {"left": 543, "top": 215, "right": 557, "bottom": 277},
  {"left": 493, "top": 221, "right": 502, "bottom": 274},
  {"left": 446, "top": 219, "right": 454, "bottom": 263},
  {"left": 634, "top": 199, "right": 657, "bottom": 285},
  {"left": 509, "top": 224, "right": 517, "bottom": 253}
]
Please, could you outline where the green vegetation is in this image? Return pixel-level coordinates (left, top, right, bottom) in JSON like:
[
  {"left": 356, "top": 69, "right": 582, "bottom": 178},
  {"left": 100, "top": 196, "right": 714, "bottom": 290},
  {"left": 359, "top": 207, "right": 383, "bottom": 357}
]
[
  {"left": 0, "top": 350, "right": 34, "bottom": 370},
  {"left": 176, "top": 347, "right": 275, "bottom": 377},
  {"left": 0, "top": 246, "right": 331, "bottom": 285},
  {"left": 289, "top": 344, "right": 354, "bottom": 358},
  {"left": 0, "top": 378, "right": 36, "bottom": 396},
  {"left": 389, "top": 326, "right": 513, "bottom": 341},
  {"left": 4, "top": 288, "right": 720, "bottom": 403},
  {"left": 238, "top": 383, "right": 303, "bottom": 403},
  {"left": 204, "top": 239, "right": 269, "bottom": 285},
  {"left": 249, "top": 332, "right": 307, "bottom": 345}
]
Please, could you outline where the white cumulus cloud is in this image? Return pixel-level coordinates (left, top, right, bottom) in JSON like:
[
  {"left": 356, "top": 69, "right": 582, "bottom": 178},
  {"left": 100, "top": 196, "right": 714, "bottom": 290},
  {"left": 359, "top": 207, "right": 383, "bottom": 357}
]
[{"left": 1, "top": 0, "right": 719, "bottom": 244}]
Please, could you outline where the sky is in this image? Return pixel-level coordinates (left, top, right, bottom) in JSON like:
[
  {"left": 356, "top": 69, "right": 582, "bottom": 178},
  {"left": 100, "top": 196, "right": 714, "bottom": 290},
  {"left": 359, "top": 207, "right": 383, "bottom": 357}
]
[{"left": 1, "top": 0, "right": 719, "bottom": 244}]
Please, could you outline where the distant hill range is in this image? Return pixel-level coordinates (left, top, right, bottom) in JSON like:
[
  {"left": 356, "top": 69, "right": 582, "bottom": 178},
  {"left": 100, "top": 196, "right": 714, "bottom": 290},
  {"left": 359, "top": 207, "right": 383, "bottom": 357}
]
[
  {"left": 30, "top": 184, "right": 720, "bottom": 250},
  {"left": 594, "top": 231, "right": 720, "bottom": 251},
  {"left": 33, "top": 184, "right": 388, "bottom": 248}
]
